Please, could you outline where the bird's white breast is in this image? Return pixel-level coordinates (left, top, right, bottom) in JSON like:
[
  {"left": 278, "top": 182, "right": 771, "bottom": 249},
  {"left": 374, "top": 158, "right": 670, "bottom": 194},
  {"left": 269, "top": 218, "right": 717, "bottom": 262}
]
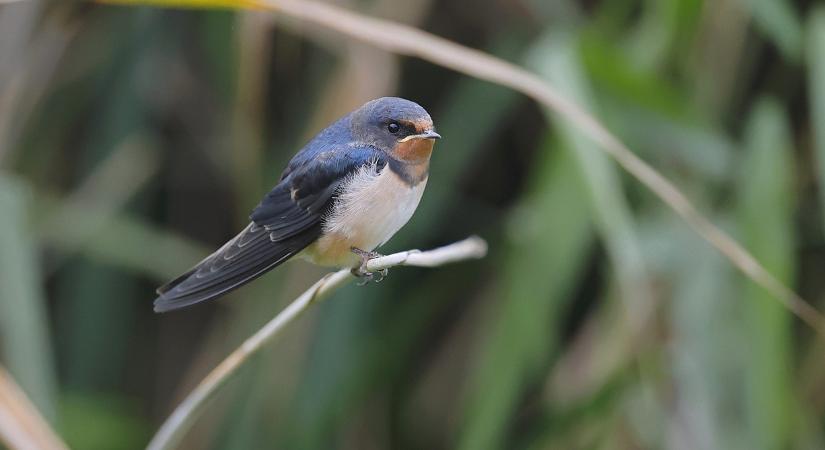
[{"left": 302, "top": 162, "right": 427, "bottom": 267}]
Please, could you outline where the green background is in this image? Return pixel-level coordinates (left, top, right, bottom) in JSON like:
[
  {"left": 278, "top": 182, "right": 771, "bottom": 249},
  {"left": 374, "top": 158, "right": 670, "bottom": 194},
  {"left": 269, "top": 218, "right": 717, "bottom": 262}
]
[{"left": 1, "top": 0, "right": 825, "bottom": 449}]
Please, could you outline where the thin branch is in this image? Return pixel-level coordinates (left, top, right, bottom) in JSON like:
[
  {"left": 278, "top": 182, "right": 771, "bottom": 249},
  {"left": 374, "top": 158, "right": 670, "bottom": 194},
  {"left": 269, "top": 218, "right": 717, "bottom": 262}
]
[
  {"left": 147, "top": 236, "right": 487, "bottom": 450},
  {"left": 248, "top": 0, "right": 825, "bottom": 334}
]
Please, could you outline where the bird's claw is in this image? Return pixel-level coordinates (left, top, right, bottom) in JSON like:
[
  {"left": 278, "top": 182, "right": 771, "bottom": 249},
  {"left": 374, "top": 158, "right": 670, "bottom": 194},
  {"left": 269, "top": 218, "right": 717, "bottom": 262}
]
[
  {"left": 353, "top": 270, "right": 374, "bottom": 286},
  {"left": 350, "top": 247, "right": 388, "bottom": 285},
  {"left": 372, "top": 268, "right": 389, "bottom": 283}
]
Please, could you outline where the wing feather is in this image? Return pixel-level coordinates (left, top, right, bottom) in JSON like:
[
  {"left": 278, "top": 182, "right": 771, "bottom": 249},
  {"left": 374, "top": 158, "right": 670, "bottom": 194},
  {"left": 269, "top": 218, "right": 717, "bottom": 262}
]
[{"left": 153, "top": 145, "right": 387, "bottom": 312}]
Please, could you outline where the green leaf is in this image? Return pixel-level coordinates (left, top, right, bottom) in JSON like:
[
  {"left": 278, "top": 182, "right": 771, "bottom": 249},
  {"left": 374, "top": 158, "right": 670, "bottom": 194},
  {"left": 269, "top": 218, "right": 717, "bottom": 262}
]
[
  {"left": 809, "top": 8, "right": 825, "bottom": 232},
  {"left": 669, "top": 232, "right": 742, "bottom": 450},
  {"left": 737, "top": 98, "right": 796, "bottom": 449},
  {"left": 0, "top": 175, "right": 58, "bottom": 423},
  {"left": 743, "top": 0, "right": 803, "bottom": 61},
  {"left": 527, "top": 30, "right": 651, "bottom": 329},
  {"left": 457, "top": 138, "right": 593, "bottom": 450},
  {"left": 36, "top": 192, "right": 209, "bottom": 281}
]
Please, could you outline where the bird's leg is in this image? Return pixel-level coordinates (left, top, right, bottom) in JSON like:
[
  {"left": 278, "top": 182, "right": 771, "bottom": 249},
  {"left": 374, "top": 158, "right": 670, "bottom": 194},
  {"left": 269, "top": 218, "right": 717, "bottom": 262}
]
[{"left": 350, "top": 247, "right": 388, "bottom": 285}]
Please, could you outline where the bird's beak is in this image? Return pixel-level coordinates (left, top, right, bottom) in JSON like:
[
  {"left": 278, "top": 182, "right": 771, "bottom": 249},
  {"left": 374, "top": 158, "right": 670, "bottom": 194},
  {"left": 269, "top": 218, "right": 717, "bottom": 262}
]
[
  {"left": 398, "top": 129, "right": 441, "bottom": 142},
  {"left": 420, "top": 129, "right": 441, "bottom": 140}
]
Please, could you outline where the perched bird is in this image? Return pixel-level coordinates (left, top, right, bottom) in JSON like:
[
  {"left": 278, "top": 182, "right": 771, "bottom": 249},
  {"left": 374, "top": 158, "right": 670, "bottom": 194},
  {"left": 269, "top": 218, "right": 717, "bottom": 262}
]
[{"left": 154, "top": 97, "right": 440, "bottom": 312}]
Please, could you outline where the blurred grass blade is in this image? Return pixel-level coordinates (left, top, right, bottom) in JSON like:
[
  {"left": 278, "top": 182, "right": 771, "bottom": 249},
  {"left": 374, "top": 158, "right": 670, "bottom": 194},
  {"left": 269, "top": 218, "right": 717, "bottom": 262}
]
[
  {"left": 0, "top": 175, "right": 57, "bottom": 423},
  {"left": 632, "top": 212, "right": 744, "bottom": 449},
  {"left": 623, "top": 0, "right": 703, "bottom": 72},
  {"left": 737, "top": 98, "right": 796, "bottom": 449},
  {"left": 668, "top": 230, "right": 738, "bottom": 449},
  {"left": 36, "top": 193, "right": 210, "bottom": 281},
  {"left": 0, "top": 366, "right": 68, "bottom": 450},
  {"left": 810, "top": 8, "right": 825, "bottom": 233},
  {"left": 458, "top": 142, "right": 593, "bottom": 450},
  {"left": 742, "top": 0, "right": 802, "bottom": 61},
  {"left": 39, "top": 134, "right": 160, "bottom": 270},
  {"left": 528, "top": 31, "right": 652, "bottom": 328}
]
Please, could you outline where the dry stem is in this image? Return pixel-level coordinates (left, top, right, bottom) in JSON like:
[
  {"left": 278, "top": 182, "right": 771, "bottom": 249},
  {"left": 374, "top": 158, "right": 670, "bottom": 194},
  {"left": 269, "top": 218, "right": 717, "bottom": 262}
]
[{"left": 0, "top": 367, "right": 68, "bottom": 450}]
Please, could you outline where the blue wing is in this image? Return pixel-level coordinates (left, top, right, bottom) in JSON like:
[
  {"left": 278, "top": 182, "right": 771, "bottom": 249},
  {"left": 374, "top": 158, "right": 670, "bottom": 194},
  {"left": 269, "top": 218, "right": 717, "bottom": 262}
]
[{"left": 153, "top": 144, "right": 386, "bottom": 312}]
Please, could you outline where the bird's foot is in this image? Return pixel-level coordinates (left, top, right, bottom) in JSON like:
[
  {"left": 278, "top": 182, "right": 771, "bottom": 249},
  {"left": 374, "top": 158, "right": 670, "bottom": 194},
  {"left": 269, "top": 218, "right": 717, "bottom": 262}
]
[{"left": 350, "top": 247, "right": 388, "bottom": 285}]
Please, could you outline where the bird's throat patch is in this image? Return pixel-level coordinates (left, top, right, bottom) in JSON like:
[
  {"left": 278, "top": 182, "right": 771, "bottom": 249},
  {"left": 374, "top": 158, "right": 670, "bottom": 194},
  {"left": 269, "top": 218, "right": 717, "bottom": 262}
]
[
  {"left": 389, "top": 138, "right": 433, "bottom": 186},
  {"left": 392, "top": 138, "right": 434, "bottom": 164}
]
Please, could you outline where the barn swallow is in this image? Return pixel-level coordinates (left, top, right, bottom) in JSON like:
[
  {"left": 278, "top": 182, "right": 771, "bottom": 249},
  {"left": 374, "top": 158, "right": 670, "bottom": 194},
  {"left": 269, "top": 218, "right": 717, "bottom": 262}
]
[{"left": 154, "top": 97, "right": 440, "bottom": 312}]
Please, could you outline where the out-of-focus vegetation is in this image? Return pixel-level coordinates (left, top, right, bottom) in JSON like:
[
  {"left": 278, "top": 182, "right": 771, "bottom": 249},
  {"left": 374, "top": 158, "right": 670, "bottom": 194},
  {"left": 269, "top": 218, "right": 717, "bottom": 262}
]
[{"left": 1, "top": 0, "right": 825, "bottom": 449}]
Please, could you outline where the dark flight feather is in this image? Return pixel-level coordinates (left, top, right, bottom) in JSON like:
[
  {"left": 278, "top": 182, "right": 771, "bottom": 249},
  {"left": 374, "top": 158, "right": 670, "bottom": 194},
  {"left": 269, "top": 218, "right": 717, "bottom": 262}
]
[{"left": 153, "top": 139, "right": 387, "bottom": 312}]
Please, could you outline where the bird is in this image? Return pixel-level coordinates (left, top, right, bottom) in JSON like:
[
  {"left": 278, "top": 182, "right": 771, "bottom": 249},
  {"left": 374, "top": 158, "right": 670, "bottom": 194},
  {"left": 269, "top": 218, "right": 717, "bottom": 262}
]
[{"left": 153, "top": 97, "right": 440, "bottom": 312}]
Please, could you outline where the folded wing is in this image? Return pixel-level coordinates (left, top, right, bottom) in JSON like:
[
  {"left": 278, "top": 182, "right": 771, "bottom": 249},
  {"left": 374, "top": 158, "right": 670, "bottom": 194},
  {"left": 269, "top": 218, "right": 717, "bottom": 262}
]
[{"left": 153, "top": 146, "right": 386, "bottom": 312}]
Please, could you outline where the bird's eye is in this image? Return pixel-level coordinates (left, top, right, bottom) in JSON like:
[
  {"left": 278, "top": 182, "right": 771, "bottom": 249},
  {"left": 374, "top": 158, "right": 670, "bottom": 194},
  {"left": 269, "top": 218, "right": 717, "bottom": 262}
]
[{"left": 387, "top": 122, "right": 400, "bottom": 134}]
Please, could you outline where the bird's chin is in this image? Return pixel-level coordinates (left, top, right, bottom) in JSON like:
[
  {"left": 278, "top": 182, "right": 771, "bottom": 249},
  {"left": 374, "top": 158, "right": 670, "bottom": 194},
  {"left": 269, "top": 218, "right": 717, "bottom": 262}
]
[{"left": 391, "top": 137, "right": 435, "bottom": 164}]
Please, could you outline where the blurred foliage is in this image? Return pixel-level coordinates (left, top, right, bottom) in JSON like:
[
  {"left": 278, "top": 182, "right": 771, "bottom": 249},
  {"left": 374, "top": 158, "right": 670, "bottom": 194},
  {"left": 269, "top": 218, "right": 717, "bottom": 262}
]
[{"left": 2, "top": 0, "right": 825, "bottom": 449}]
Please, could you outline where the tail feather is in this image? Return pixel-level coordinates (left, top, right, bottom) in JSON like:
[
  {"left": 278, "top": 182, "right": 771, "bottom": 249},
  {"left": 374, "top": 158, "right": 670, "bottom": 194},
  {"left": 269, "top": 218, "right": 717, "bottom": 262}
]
[{"left": 153, "top": 222, "right": 319, "bottom": 312}]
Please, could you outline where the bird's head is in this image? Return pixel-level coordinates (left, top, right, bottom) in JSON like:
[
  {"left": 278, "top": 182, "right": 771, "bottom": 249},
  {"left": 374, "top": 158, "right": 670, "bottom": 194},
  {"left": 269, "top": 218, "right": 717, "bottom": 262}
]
[{"left": 350, "top": 97, "right": 440, "bottom": 164}]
